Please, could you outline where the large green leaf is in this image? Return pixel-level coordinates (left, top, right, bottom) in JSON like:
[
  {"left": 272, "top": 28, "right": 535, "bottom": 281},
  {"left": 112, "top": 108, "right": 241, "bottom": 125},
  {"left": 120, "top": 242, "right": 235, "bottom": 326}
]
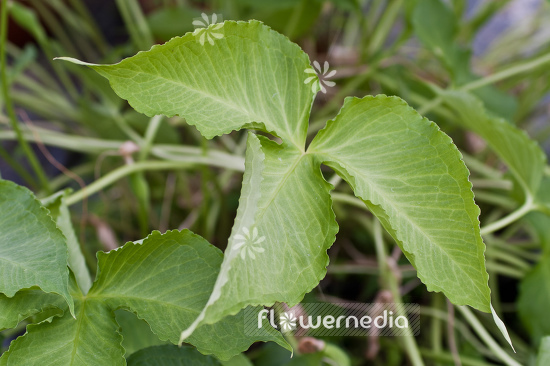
[
  {"left": 309, "top": 95, "right": 491, "bottom": 312},
  {"left": 57, "top": 20, "right": 314, "bottom": 148},
  {"left": 442, "top": 91, "right": 546, "bottom": 197},
  {"left": 518, "top": 253, "right": 550, "bottom": 343},
  {"left": 1, "top": 230, "right": 286, "bottom": 364},
  {"left": 181, "top": 132, "right": 337, "bottom": 339},
  {"left": 0, "top": 179, "right": 73, "bottom": 315}
]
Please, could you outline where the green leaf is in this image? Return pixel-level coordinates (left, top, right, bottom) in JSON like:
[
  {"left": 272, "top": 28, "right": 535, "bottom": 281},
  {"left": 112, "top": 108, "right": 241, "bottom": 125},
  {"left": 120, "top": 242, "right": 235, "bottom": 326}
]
[
  {"left": 0, "top": 277, "right": 124, "bottom": 366},
  {"left": 1, "top": 230, "right": 286, "bottom": 364},
  {"left": 309, "top": 95, "right": 491, "bottom": 312},
  {"left": 7, "top": 2, "right": 47, "bottom": 42},
  {"left": 411, "top": 0, "right": 517, "bottom": 119},
  {"left": 60, "top": 21, "right": 494, "bottom": 348},
  {"left": 180, "top": 132, "right": 337, "bottom": 339},
  {"left": 442, "top": 91, "right": 546, "bottom": 196},
  {"left": 220, "top": 354, "right": 253, "bottom": 366},
  {"left": 0, "top": 180, "right": 73, "bottom": 315},
  {"left": 91, "top": 230, "right": 287, "bottom": 360},
  {"left": 57, "top": 21, "right": 314, "bottom": 148},
  {"left": 44, "top": 190, "right": 93, "bottom": 294},
  {"left": 127, "top": 345, "right": 222, "bottom": 366},
  {"left": 115, "top": 310, "right": 168, "bottom": 357},
  {"left": 518, "top": 253, "right": 550, "bottom": 343},
  {"left": 536, "top": 336, "right": 550, "bottom": 366},
  {"left": 0, "top": 288, "right": 64, "bottom": 331}
]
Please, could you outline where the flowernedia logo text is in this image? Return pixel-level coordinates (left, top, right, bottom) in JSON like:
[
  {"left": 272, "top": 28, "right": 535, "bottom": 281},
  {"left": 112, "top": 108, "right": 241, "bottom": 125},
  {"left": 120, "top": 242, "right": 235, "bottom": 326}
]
[{"left": 244, "top": 303, "right": 420, "bottom": 337}]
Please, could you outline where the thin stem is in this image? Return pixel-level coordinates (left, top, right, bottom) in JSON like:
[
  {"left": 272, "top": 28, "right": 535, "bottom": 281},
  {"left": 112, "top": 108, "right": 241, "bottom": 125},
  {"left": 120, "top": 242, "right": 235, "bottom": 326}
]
[
  {"left": 64, "top": 155, "right": 244, "bottom": 207},
  {"left": 139, "top": 115, "right": 163, "bottom": 160},
  {"left": 1, "top": 0, "right": 51, "bottom": 193},
  {"left": 65, "top": 161, "right": 192, "bottom": 206},
  {"left": 419, "top": 51, "right": 550, "bottom": 115},
  {"left": 373, "top": 220, "right": 424, "bottom": 366},
  {"left": 430, "top": 294, "right": 443, "bottom": 366},
  {"left": 457, "top": 306, "right": 521, "bottom": 366},
  {"left": 367, "top": 0, "right": 404, "bottom": 57},
  {"left": 461, "top": 52, "right": 550, "bottom": 92},
  {"left": 420, "top": 349, "right": 497, "bottom": 366},
  {"left": 480, "top": 196, "right": 534, "bottom": 236}
]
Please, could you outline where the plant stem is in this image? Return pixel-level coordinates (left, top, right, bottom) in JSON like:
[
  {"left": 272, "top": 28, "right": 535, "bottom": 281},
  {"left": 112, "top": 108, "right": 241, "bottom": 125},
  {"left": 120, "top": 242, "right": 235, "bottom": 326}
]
[
  {"left": 373, "top": 220, "right": 425, "bottom": 366},
  {"left": 0, "top": 0, "right": 51, "bottom": 193},
  {"left": 420, "top": 348, "right": 496, "bottom": 366},
  {"left": 139, "top": 115, "right": 163, "bottom": 160},
  {"left": 115, "top": 0, "right": 153, "bottom": 51},
  {"left": 480, "top": 196, "right": 534, "bottom": 236},
  {"left": 457, "top": 306, "right": 522, "bottom": 366},
  {"left": 367, "top": 0, "right": 403, "bottom": 57},
  {"left": 65, "top": 161, "right": 192, "bottom": 206},
  {"left": 418, "top": 51, "right": 550, "bottom": 115},
  {"left": 430, "top": 294, "right": 443, "bottom": 366},
  {"left": 64, "top": 155, "right": 245, "bottom": 207}
]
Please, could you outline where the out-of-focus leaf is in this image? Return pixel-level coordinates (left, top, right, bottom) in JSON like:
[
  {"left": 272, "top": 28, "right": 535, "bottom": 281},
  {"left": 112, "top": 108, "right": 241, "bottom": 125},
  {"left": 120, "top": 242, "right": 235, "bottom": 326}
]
[
  {"left": 518, "top": 253, "right": 550, "bottom": 344},
  {"left": 8, "top": 2, "right": 46, "bottom": 42},
  {"left": 442, "top": 91, "right": 546, "bottom": 197},
  {"left": 147, "top": 7, "right": 198, "bottom": 41},
  {"left": 536, "top": 336, "right": 550, "bottom": 366},
  {"left": 127, "top": 345, "right": 221, "bottom": 366},
  {"left": 411, "top": 0, "right": 517, "bottom": 119}
]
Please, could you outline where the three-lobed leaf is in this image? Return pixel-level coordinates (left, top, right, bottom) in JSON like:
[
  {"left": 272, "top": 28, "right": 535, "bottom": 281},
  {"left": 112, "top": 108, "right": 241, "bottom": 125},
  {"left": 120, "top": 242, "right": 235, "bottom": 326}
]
[
  {"left": 0, "top": 230, "right": 287, "bottom": 364},
  {"left": 59, "top": 20, "right": 493, "bottom": 349}
]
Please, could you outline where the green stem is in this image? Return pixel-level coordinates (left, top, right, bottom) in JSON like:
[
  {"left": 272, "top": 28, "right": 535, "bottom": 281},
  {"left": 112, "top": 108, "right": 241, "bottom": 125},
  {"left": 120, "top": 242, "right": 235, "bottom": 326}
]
[
  {"left": 115, "top": 0, "right": 153, "bottom": 51},
  {"left": 420, "top": 348, "right": 496, "bottom": 366},
  {"left": 373, "top": 220, "right": 425, "bottom": 366},
  {"left": 430, "top": 294, "right": 443, "bottom": 366},
  {"left": 367, "top": 0, "right": 404, "bottom": 57},
  {"left": 418, "top": 51, "right": 550, "bottom": 115},
  {"left": 139, "top": 115, "right": 163, "bottom": 161},
  {"left": 457, "top": 306, "right": 522, "bottom": 366},
  {"left": 480, "top": 196, "right": 534, "bottom": 236},
  {"left": 1, "top": 0, "right": 51, "bottom": 193},
  {"left": 0, "top": 143, "right": 37, "bottom": 188},
  {"left": 65, "top": 161, "right": 192, "bottom": 206}
]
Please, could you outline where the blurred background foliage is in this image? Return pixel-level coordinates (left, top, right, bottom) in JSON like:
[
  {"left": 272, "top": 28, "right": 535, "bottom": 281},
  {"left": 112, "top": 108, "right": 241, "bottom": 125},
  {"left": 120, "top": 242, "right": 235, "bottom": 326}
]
[{"left": 1, "top": 0, "right": 550, "bottom": 365}]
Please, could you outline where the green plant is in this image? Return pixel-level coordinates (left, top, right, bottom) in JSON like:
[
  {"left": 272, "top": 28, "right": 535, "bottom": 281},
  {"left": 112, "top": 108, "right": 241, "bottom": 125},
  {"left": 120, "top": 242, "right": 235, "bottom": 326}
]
[
  {"left": 2, "top": 0, "right": 550, "bottom": 365},
  {"left": 4, "top": 18, "right": 542, "bottom": 364}
]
